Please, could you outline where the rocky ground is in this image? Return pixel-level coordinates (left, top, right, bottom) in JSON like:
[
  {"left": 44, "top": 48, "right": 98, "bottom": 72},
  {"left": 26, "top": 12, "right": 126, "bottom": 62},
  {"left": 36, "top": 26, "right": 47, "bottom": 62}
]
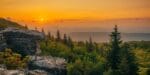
[
  {"left": 0, "top": 56, "right": 67, "bottom": 75},
  {"left": 0, "top": 27, "right": 67, "bottom": 75}
]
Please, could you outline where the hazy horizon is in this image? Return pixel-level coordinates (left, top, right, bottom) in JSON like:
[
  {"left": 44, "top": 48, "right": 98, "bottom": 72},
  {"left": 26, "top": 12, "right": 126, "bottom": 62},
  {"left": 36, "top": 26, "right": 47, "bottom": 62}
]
[
  {"left": 0, "top": 0, "right": 150, "bottom": 34},
  {"left": 69, "top": 32, "right": 150, "bottom": 42},
  {"left": 17, "top": 18, "right": 150, "bottom": 34}
]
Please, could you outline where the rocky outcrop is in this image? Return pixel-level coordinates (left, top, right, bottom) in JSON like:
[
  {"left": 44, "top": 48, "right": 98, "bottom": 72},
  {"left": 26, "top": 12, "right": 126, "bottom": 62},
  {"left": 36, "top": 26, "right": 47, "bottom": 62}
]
[
  {"left": 0, "top": 27, "right": 45, "bottom": 55},
  {"left": 0, "top": 69, "right": 49, "bottom": 75},
  {"left": 0, "top": 33, "right": 7, "bottom": 50},
  {"left": 0, "top": 18, "right": 67, "bottom": 75},
  {"left": 28, "top": 70, "right": 48, "bottom": 75},
  {"left": 0, "top": 64, "right": 25, "bottom": 75},
  {"left": 29, "top": 56, "right": 67, "bottom": 75},
  {"left": 0, "top": 27, "right": 67, "bottom": 75},
  {"left": 0, "top": 69, "right": 25, "bottom": 75},
  {"left": 0, "top": 56, "right": 67, "bottom": 75}
]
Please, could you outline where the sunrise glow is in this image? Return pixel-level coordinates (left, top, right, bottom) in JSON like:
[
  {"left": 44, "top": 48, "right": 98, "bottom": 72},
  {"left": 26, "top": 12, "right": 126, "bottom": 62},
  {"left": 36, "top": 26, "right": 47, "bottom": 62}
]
[
  {"left": 0, "top": 0, "right": 149, "bottom": 33},
  {"left": 0, "top": 0, "right": 150, "bottom": 21}
]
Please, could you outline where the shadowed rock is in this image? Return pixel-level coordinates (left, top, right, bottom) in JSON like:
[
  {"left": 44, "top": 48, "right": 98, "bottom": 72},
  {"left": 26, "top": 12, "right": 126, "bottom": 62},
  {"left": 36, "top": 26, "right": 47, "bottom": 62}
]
[{"left": 0, "top": 27, "right": 45, "bottom": 55}]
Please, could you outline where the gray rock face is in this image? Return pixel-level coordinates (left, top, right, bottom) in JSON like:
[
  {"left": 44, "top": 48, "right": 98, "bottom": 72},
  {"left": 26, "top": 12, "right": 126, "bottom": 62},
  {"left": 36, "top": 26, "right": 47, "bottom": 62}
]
[
  {"left": 29, "top": 56, "right": 67, "bottom": 75},
  {"left": 0, "top": 34, "right": 7, "bottom": 50},
  {"left": 0, "top": 69, "right": 48, "bottom": 75},
  {"left": 0, "top": 65, "right": 25, "bottom": 75},
  {"left": 0, "top": 27, "right": 45, "bottom": 55},
  {"left": 28, "top": 70, "right": 48, "bottom": 75},
  {"left": 0, "top": 27, "right": 67, "bottom": 75},
  {"left": 0, "top": 55, "right": 67, "bottom": 75}
]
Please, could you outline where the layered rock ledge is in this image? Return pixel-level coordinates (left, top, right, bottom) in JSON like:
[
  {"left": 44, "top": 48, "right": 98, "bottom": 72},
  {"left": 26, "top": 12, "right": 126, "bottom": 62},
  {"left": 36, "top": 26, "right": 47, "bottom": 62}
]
[{"left": 0, "top": 27, "right": 44, "bottom": 55}]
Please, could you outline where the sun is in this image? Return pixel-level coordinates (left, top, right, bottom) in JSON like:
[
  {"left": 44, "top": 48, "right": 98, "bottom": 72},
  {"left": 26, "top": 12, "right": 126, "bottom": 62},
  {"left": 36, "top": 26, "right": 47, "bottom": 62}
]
[
  {"left": 36, "top": 16, "right": 48, "bottom": 24},
  {"left": 33, "top": 16, "right": 49, "bottom": 26},
  {"left": 32, "top": 17, "right": 48, "bottom": 27},
  {"left": 39, "top": 18, "right": 45, "bottom": 22}
]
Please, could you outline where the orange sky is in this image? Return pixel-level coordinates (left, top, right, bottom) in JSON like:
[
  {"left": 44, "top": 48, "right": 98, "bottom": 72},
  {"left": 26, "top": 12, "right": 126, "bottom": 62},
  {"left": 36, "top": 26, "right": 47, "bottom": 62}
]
[{"left": 0, "top": 0, "right": 150, "bottom": 22}]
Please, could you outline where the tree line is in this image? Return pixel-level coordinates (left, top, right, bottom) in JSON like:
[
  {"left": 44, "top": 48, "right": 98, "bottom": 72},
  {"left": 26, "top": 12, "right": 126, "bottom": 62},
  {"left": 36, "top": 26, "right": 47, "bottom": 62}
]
[{"left": 40, "top": 25, "right": 149, "bottom": 75}]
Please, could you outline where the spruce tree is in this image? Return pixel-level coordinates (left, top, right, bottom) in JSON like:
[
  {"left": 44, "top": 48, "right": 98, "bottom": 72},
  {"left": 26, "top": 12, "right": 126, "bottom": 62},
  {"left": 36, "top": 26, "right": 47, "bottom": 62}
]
[
  {"left": 67, "top": 36, "right": 74, "bottom": 50},
  {"left": 46, "top": 31, "right": 52, "bottom": 46},
  {"left": 51, "top": 35, "right": 55, "bottom": 41},
  {"left": 56, "top": 30, "right": 61, "bottom": 41},
  {"left": 41, "top": 28, "right": 45, "bottom": 36},
  {"left": 94, "top": 42, "right": 99, "bottom": 52},
  {"left": 47, "top": 31, "right": 51, "bottom": 39},
  {"left": 107, "top": 25, "right": 121, "bottom": 71},
  {"left": 25, "top": 24, "right": 28, "bottom": 29},
  {"left": 88, "top": 37, "right": 94, "bottom": 52},
  {"left": 119, "top": 43, "right": 138, "bottom": 75},
  {"left": 63, "top": 34, "right": 68, "bottom": 44},
  {"left": 85, "top": 40, "right": 89, "bottom": 50}
]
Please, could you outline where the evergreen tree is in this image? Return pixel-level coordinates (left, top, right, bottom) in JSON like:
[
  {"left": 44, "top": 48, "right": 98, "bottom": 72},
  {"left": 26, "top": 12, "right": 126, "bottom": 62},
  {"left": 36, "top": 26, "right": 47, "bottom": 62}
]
[
  {"left": 85, "top": 40, "right": 89, "bottom": 50},
  {"left": 107, "top": 25, "right": 121, "bottom": 70},
  {"left": 119, "top": 43, "right": 139, "bottom": 75},
  {"left": 45, "top": 31, "right": 51, "bottom": 46},
  {"left": 85, "top": 37, "right": 94, "bottom": 52},
  {"left": 67, "top": 36, "right": 74, "bottom": 50},
  {"left": 41, "top": 28, "right": 45, "bottom": 35},
  {"left": 88, "top": 37, "right": 94, "bottom": 52},
  {"left": 25, "top": 24, "right": 28, "bottom": 29},
  {"left": 51, "top": 35, "right": 55, "bottom": 41},
  {"left": 63, "top": 34, "right": 68, "bottom": 44},
  {"left": 47, "top": 31, "right": 51, "bottom": 39},
  {"left": 94, "top": 42, "right": 99, "bottom": 52},
  {"left": 56, "top": 30, "right": 61, "bottom": 41}
]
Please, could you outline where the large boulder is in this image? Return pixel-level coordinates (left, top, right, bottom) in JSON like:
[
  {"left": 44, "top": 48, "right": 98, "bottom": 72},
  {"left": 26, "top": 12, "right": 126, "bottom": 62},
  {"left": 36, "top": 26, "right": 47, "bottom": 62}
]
[
  {"left": 29, "top": 56, "right": 67, "bottom": 75},
  {"left": 0, "top": 65, "right": 25, "bottom": 75},
  {"left": 28, "top": 70, "right": 48, "bottom": 75},
  {"left": 0, "top": 33, "right": 7, "bottom": 50},
  {"left": 0, "top": 55, "right": 67, "bottom": 75},
  {"left": 0, "top": 27, "right": 45, "bottom": 55}
]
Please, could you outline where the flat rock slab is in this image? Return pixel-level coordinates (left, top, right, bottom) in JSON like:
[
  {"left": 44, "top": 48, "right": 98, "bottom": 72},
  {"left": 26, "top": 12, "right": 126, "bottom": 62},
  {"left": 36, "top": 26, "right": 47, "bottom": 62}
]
[{"left": 29, "top": 56, "right": 67, "bottom": 75}]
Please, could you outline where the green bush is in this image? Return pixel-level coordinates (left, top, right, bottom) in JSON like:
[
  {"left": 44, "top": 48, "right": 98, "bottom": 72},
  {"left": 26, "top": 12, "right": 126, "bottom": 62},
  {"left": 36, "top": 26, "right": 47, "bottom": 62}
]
[{"left": 0, "top": 48, "right": 30, "bottom": 69}]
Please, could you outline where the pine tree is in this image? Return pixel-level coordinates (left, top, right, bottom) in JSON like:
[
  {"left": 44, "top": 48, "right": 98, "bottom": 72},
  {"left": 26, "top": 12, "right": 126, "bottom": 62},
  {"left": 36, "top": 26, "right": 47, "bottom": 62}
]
[
  {"left": 25, "top": 24, "right": 28, "bottom": 29},
  {"left": 119, "top": 43, "right": 138, "bottom": 75},
  {"left": 85, "top": 40, "right": 89, "bottom": 50},
  {"left": 44, "top": 31, "right": 51, "bottom": 46},
  {"left": 67, "top": 36, "right": 74, "bottom": 50},
  {"left": 56, "top": 30, "right": 61, "bottom": 41},
  {"left": 47, "top": 31, "right": 51, "bottom": 39},
  {"left": 51, "top": 35, "right": 55, "bottom": 41},
  {"left": 107, "top": 25, "right": 122, "bottom": 70},
  {"left": 88, "top": 37, "right": 94, "bottom": 52},
  {"left": 94, "top": 42, "right": 99, "bottom": 52},
  {"left": 41, "top": 28, "right": 45, "bottom": 36},
  {"left": 63, "top": 34, "right": 68, "bottom": 44}
]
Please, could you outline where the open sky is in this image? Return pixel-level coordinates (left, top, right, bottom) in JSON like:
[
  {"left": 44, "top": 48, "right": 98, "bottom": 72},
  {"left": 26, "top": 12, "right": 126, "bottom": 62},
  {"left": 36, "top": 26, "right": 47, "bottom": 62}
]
[
  {"left": 0, "top": 0, "right": 150, "bottom": 33},
  {"left": 0, "top": 0, "right": 150, "bottom": 20}
]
